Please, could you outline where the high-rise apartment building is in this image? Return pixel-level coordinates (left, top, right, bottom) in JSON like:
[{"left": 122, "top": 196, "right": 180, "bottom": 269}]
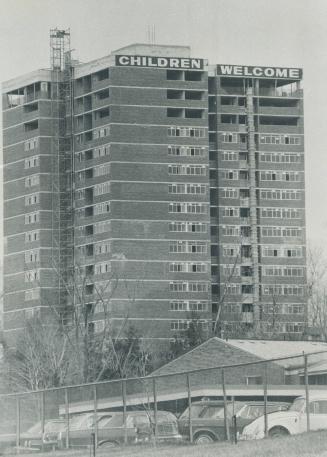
[
  {"left": 2, "top": 31, "right": 306, "bottom": 345},
  {"left": 209, "top": 65, "right": 306, "bottom": 337}
]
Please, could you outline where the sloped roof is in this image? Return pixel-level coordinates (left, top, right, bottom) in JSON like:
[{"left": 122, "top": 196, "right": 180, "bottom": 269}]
[
  {"left": 226, "top": 339, "right": 327, "bottom": 369},
  {"left": 152, "top": 338, "right": 327, "bottom": 377}
]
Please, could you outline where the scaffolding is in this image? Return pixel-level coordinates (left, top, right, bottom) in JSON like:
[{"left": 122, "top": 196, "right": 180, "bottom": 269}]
[
  {"left": 246, "top": 86, "right": 260, "bottom": 326},
  {"left": 50, "top": 29, "right": 75, "bottom": 319}
]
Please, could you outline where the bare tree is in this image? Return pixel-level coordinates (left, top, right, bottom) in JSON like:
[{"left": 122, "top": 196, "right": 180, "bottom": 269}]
[
  {"left": 306, "top": 243, "right": 327, "bottom": 340},
  {"left": 2, "top": 315, "right": 72, "bottom": 391},
  {"left": 2, "top": 258, "right": 149, "bottom": 390}
]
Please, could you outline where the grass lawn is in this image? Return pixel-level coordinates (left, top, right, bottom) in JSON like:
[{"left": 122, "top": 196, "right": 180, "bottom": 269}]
[{"left": 11, "top": 431, "right": 327, "bottom": 457}]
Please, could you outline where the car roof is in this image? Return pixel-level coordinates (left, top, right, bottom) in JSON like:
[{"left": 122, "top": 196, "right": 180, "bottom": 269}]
[{"left": 295, "top": 394, "right": 327, "bottom": 401}]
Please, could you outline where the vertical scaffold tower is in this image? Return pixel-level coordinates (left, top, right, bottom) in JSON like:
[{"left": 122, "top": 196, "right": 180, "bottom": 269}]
[{"left": 50, "top": 29, "right": 74, "bottom": 319}]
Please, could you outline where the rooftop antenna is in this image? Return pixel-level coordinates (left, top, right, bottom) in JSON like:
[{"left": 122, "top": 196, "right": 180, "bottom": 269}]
[{"left": 146, "top": 24, "right": 156, "bottom": 44}]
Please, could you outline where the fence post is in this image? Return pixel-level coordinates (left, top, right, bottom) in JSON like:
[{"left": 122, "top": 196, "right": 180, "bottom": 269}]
[
  {"left": 264, "top": 362, "right": 268, "bottom": 438},
  {"left": 93, "top": 385, "right": 98, "bottom": 451},
  {"left": 222, "top": 369, "right": 230, "bottom": 441},
  {"left": 64, "top": 388, "right": 70, "bottom": 449},
  {"left": 122, "top": 380, "right": 127, "bottom": 445},
  {"left": 187, "top": 374, "right": 193, "bottom": 443},
  {"left": 152, "top": 377, "right": 158, "bottom": 444},
  {"left": 40, "top": 391, "right": 45, "bottom": 452},
  {"left": 304, "top": 354, "right": 310, "bottom": 432},
  {"left": 16, "top": 396, "right": 20, "bottom": 451}
]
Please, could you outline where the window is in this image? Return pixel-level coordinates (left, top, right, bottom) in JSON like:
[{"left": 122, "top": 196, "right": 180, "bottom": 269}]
[
  {"left": 260, "top": 171, "right": 300, "bottom": 182},
  {"left": 169, "top": 262, "right": 207, "bottom": 273},
  {"left": 94, "top": 182, "right": 110, "bottom": 196},
  {"left": 168, "top": 203, "right": 207, "bottom": 214},
  {"left": 224, "top": 284, "right": 240, "bottom": 295},
  {"left": 260, "top": 208, "right": 301, "bottom": 219},
  {"left": 24, "top": 156, "right": 39, "bottom": 169},
  {"left": 283, "top": 286, "right": 304, "bottom": 296},
  {"left": 94, "top": 320, "right": 105, "bottom": 333},
  {"left": 168, "top": 183, "right": 206, "bottom": 195},
  {"left": 167, "top": 126, "right": 206, "bottom": 138},
  {"left": 25, "top": 250, "right": 39, "bottom": 263},
  {"left": 259, "top": 152, "right": 302, "bottom": 163},
  {"left": 169, "top": 241, "right": 207, "bottom": 254},
  {"left": 220, "top": 188, "right": 239, "bottom": 199},
  {"left": 284, "top": 304, "right": 304, "bottom": 314},
  {"left": 170, "top": 301, "right": 208, "bottom": 312},
  {"left": 221, "top": 132, "right": 238, "bottom": 143},
  {"left": 25, "top": 231, "right": 39, "bottom": 243},
  {"left": 171, "top": 320, "right": 209, "bottom": 331},
  {"left": 245, "top": 376, "right": 262, "bottom": 385},
  {"left": 260, "top": 134, "right": 301, "bottom": 145},
  {"left": 221, "top": 151, "right": 238, "bottom": 161},
  {"left": 93, "top": 145, "right": 110, "bottom": 158},
  {"left": 223, "top": 265, "right": 240, "bottom": 277},
  {"left": 168, "top": 145, "right": 207, "bottom": 157},
  {"left": 94, "top": 201, "right": 110, "bottom": 215},
  {"left": 94, "top": 221, "right": 111, "bottom": 234},
  {"left": 285, "top": 323, "right": 304, "bottom": 333},
  {"left": 25, "top": 289, "right": 40, "bottom": 301},
  {"left": 25, "top": 193, "right": 39, "bottom": 206},
  {"left": 283, "top": 267, "right": 304, "bottom": 277},
  {"left": 224, "top": 303, "right": 240, "bottom": 313},
  {"left": 168, "top": 222, "right": 207, "bottom": 233},
  {"left": 222, "top": 226, "right": 240, "bottom": 236},
  {"left": 25, "top": 212, "right": 39, "bottom": 225},
  {"left": 223, "top": 245, "right": 238, "bottom": 257},
  {"left": 24, "top": 137, "right": 38, "bottom": 151},
  {"left": 95, "top": 261, "right": 111, "bottom": 274},
  {"left": 95, "top": 242, "right": 110, "bottom": 255},
  {"left": 260, "top": 189, "right": 301, "bottom": 201},
  {"left": 94, "top": 164, "right": 110, "bottom": 177},
  {"left": 25, "top": 175, "right": 39, "bottom": 188},
  {"left": 221, "top": 170, "right": 238, "bottom": 180},
  {"left": 168, "top": 164, "right": 206, "bottom": 176},
  {"left": 93, "top": 125, "right": 110, "bottom": 139},
  {"left": 222, "top": 207, "right": 239, "bottom": 217},
  {"left": 262, "top": 246, "right": 280, "bottom": 257},
  {"left": 25, "top": 269, "right": 39, "bottom": 282}
]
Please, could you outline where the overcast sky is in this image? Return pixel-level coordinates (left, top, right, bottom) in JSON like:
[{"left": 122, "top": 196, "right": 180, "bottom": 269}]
[{"left": 0, "top": 0, "right": 326, "bottom": 248}]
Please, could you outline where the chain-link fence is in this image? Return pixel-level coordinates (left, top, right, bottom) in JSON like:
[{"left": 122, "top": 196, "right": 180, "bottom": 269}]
[{"left": 1, "top": 349, "right": 327, "bottom": 453}]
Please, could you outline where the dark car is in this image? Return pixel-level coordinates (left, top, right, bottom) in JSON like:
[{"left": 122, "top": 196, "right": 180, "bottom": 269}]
[
  {"left": 178, "top": 400, "right": 290, "bottom": 444},
  {"left": 0, "top": 434, "right": 16, "bottom": 454},
  {"left": 21, "top": 419, "right": 66, "bottom": 451},
  {"left": 58, "top": 410, "right": 181, "bottom": 448}
]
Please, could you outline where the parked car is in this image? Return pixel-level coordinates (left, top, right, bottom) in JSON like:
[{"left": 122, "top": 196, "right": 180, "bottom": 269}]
[
  {"left": 57, "top": 410, "right": 182, "bottom": 448},
  {"left": 0, "top": 434, "right": 16, "bottom": 454},
  {"left": 240, "top": 394, "right": 327, "bottom": 440},
  {"left": 178, "top": 400, "right": 290, "bottom": 444},
  {"left": 21, "top": 419, "right": 66, "bottom": 450}
]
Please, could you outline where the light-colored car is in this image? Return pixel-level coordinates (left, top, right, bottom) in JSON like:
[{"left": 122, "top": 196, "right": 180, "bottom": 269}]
[{"left": 240, "top": 394, "right": 327, "bottom": 440}]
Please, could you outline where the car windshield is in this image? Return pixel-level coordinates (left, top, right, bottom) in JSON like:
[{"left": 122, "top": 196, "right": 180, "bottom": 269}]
[
  {"left": 180, "top": 405, "right": 225, "bottom": 419},
  {"left": 44, "top": 421, "right": 65, "bottom": 432},
  {"left": 25, "top": 422, "right": 42, "bottom": 434},
  {"left": 289, "top": 398, "right": 305, "bottom": 412},
  {"left": 70, "top": 415, "right": 95, "bottom": 430}
]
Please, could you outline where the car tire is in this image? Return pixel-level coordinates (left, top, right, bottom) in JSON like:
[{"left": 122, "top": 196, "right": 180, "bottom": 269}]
[
  {"left": 269, "top": 426, "right": 289, "bottom": 438},
  {"left": 194, "top": 433, "right": 215, "bottom": 445},
  {"left": 99, "top": 441, "right": 119, "bottom": 448}
]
